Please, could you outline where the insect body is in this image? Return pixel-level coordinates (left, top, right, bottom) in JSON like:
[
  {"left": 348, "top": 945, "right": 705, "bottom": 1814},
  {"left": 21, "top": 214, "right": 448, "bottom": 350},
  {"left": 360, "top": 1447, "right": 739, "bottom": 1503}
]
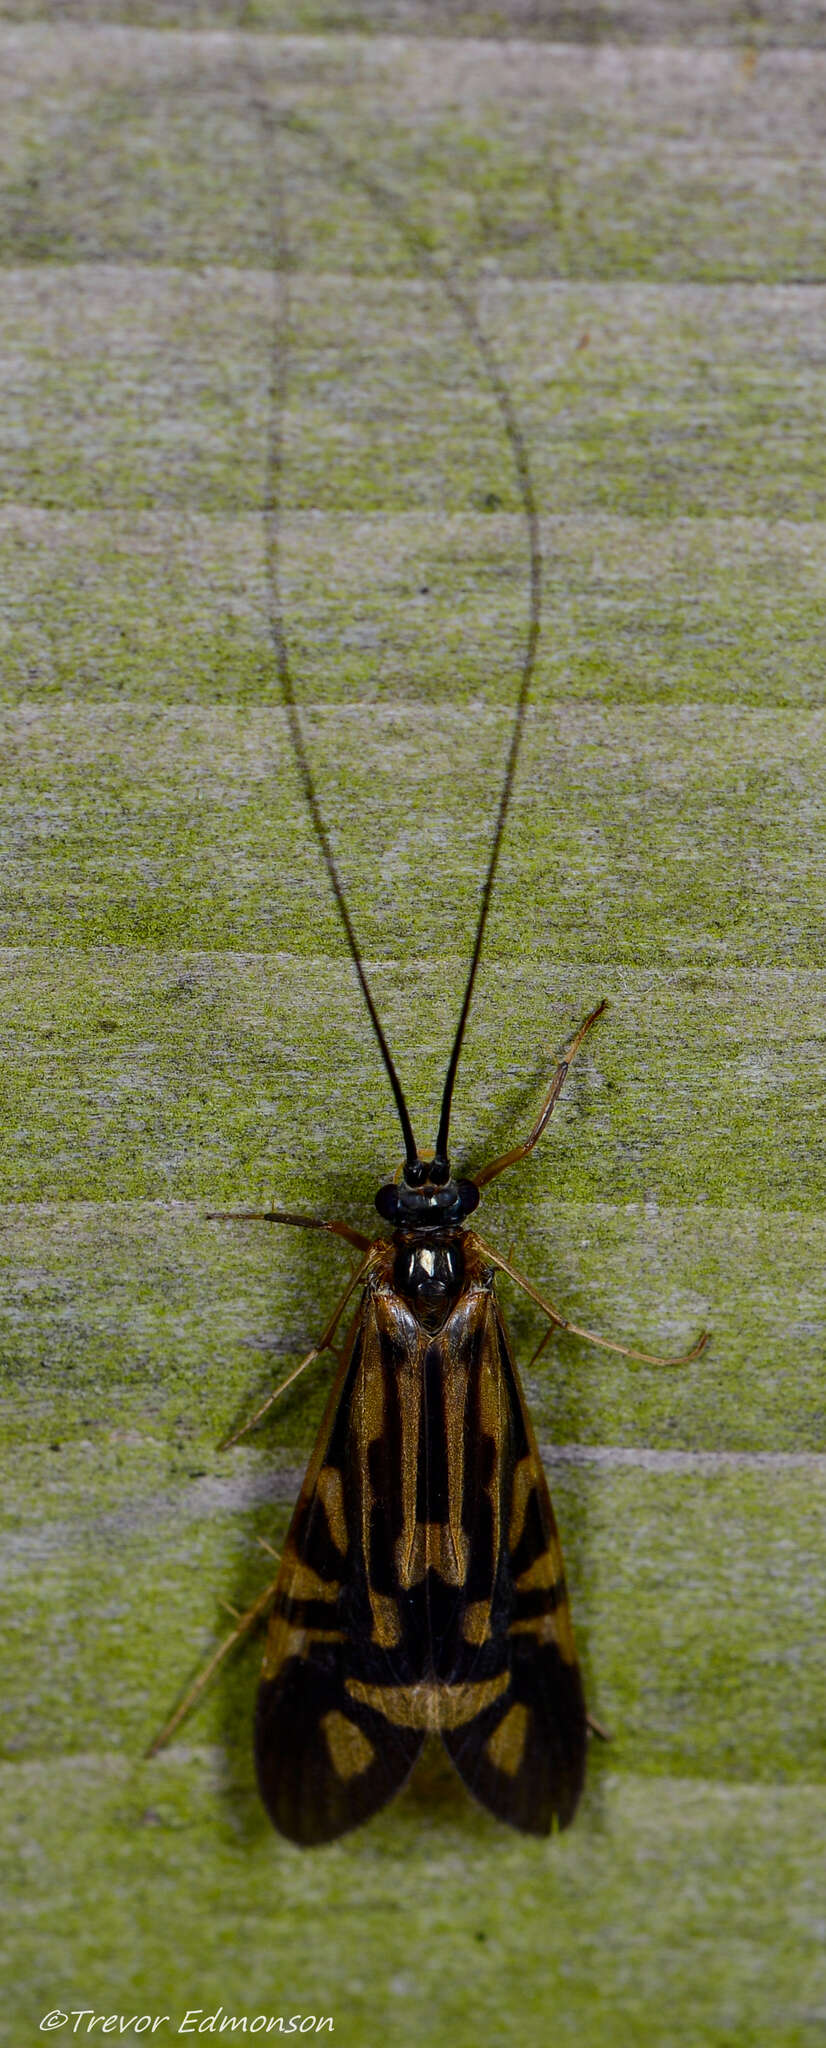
[
  {"left": 152, "top": 996, "right": 705, "bottom": 1843},
  {"left": 148, "top": 133, "right": 708, "bottom": 1841},
  {"left": 255, "top": 1181, "right": 585, "bottom": 1844}
]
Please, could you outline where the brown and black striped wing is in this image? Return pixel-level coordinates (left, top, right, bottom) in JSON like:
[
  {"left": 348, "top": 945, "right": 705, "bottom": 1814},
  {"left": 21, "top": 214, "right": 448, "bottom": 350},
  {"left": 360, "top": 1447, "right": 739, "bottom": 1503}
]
[
  {"left": 438, "top": 1290, "right": 587, "bottom": 1833},
  {"left": 254, "top": 1288, "right": 427, "bottom": 1845},
  {"left": 254, "top": 1264, "right": 586, "bottom": 1842}
]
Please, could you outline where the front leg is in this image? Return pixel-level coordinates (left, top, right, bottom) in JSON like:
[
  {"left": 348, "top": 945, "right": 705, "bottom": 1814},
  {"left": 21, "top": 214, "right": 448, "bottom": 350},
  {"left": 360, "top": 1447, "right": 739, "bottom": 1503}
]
[{"left": 474, "top": 1000, "right": 607, "bottom": 1191}]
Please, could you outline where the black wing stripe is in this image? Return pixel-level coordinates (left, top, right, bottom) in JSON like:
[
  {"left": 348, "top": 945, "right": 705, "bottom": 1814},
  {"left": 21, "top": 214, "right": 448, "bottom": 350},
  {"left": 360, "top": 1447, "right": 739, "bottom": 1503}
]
[
  {"left": 255, "top": 1293, "right": 427, "bottom": 1845},
  {"left": 439, "top": 1293, "right": 587, "bottom": 1833}
]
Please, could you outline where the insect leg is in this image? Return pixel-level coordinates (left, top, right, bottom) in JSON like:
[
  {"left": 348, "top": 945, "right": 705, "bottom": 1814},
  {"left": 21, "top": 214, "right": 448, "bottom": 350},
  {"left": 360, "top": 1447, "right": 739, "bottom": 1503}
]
[
  {"left": 146, "top": 1567, "right": 280, "bottom": 1758},
  {"left": 218, "top": 1247, "right": 377, "bottom": 1450},
  {"left": 207, "top": 1207, "right": 370, "bottom": 1252},
  {"left": 477, "top": 1238, "right": 710, "bottom": 1368},
  {"left": 474, "top": 999, "right": 607, "bottom": 1189}
]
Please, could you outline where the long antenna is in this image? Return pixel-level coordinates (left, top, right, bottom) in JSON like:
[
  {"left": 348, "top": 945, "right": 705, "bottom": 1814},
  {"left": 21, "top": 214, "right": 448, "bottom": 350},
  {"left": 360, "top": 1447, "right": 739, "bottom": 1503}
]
[
  {"left": 261, "top": 107, "right": 541, "bottom": 1175},
  {"left": 431, "top": 333, "right": 541, "bottom": 1166},
  {"left": 261, "top": 111, "right": 419, "bottom": 1173}
]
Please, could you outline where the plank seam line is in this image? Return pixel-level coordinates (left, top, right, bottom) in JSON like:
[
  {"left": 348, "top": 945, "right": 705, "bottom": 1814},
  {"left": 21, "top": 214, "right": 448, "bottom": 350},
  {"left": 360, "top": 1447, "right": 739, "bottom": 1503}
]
[
  {"left": 3, "top": 1194, "right": 817, "bottom": 1214},
  {"left": 6, "top": 1447, "right": 824, "bottom": 1547},
  {"left": 3, "top": 945, "right": 826, "bottom": 979},
  {"left": 6, "top": 262, "right": 826, "bottom": 293},
  {"left": 4, "top": 503, "right": 826, "bottom": 531},
  {"left": 541, "top": 1445, "right": 826, "bottom": 1472}
]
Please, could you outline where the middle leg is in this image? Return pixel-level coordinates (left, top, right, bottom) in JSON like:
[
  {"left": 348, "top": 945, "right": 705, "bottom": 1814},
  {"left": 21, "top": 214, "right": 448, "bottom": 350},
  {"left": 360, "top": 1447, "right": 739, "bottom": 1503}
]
[{"left": 477, "top": 1236, "right": 710, "bottom": 1368}]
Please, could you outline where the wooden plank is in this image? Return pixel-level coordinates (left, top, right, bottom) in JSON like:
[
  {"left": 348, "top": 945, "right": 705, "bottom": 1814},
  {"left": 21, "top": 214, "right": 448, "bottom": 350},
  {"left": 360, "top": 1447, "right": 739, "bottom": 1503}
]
[
  {"left": 4, "top": 1445, "right": 826, "bottom": 1780},
  {"left": 2, "top": 699, "right": 825, "bottom": 965},
  {"left": 2, "top": 947, "right": 826, "bottom": 1202},
  {"left": 2, "top": 31, "right": 826, "bottom": 280},
  {"left": 0, "top": 1189, "right": 824, "bottom": 1449},
  {"left": 2, "top": 13, "right": 824, "bottom": 2047},
  {"left": 3, "top": 506, "right": 826, "bottom": 710},
  {"left": 5, "top": 1759, "right": 826, "bottom": 2042},
  {"left": 2, "top": 1, "right": 826, "bottom": 43},
  {"left": 4, "top": 265, "right": 826, "bottom": 517}
]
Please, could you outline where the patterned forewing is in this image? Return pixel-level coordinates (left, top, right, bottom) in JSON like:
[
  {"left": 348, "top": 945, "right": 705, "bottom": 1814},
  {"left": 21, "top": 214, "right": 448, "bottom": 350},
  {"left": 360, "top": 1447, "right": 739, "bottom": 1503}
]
[
  {"left": 438, "top": 1282, "right": 588, "bottom": 1833},
  {"left": 254, "top": 1282, "right": 427, "bottom": 1845}
]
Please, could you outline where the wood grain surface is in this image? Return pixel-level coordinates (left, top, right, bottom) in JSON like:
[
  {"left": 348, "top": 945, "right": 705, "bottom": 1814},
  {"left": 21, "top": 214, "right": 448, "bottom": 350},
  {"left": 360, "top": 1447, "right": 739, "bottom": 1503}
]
[{"left": 2, "top": 9, "right": 824, "bottom": 2045}]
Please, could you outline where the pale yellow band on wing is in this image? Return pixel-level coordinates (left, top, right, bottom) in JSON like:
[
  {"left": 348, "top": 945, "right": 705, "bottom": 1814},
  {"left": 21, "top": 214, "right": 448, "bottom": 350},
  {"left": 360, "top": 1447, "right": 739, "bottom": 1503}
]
[{"left": 344, "top": 1670, "right": 509, "bottom": 1731}]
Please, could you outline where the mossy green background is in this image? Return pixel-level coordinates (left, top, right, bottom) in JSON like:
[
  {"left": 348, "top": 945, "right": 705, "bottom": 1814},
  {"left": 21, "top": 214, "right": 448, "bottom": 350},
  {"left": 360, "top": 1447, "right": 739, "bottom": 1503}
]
[{"left": 2, "top": 8, "right": 826, "bottom": 2046}]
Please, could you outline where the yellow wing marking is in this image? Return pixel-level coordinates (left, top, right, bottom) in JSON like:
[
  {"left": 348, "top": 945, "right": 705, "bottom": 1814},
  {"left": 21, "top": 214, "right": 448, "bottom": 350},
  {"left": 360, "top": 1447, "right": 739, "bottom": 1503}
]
[
  {"left": 508, "top": 1452, "right": 577, "bottom": 1666},
  {"left": 462, "top": 1599, "right": 493, "bottom": 1646},
  {"left": 261, "top": 1617, "right": 345, "bottom": 1681},
  {"left": 317, "top": 1465, "right": 348, "bottom": 1555},
  {"left": 284, "top": 1558, "right": 341, "bottom": 1604},
  {"left": 485, "top": 1701, "right": 530, "bottom": 1778},
  {"left": 321, "top": 1710, "right": 376, "bottom": 1782},
  {"left": 345, "top": 1672, "right": 509, "bottom": 1731},
  {"left": 359, "top": 1287, "right": 475, "bottom": 1592},
  {"left": 508, "top": 1453, "right": 536, "bottom": 1553},
  {"left": 369, "top": 1589, "right": 402, "bottom": 1649},
  {"left": 397, "top": 1519, "right": 468, "bottom": 1589},
  {"left": 508, "top": 1613, "right": 567, "bottom": 1648}
]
